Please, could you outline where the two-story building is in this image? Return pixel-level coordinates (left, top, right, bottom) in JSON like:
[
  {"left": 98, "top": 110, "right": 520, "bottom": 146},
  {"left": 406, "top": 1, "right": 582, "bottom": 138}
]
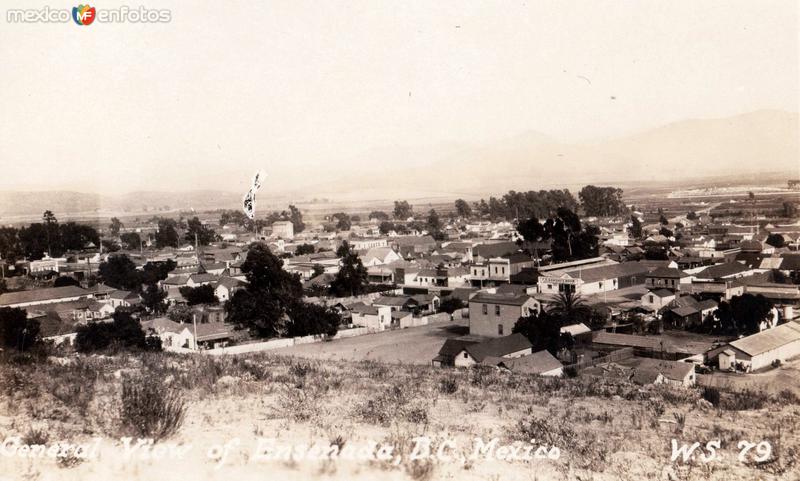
[{"left": 468, "top": 292, "right": 541, "bottom": 337}]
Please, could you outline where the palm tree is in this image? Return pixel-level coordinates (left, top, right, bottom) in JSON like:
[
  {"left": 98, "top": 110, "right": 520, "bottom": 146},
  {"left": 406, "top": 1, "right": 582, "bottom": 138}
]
[
  {"left": 548, "top": 290, "right": 591, "bottom": 325},
  {"left": 42, "top": 210, "right": 57, "bottom": 256}
]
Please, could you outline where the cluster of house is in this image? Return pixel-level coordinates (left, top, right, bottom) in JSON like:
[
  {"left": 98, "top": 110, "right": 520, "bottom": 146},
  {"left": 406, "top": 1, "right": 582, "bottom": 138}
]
[
  {"left": 423, "top": 219, "right": 800, "bottom": 386},
  {"left": 4, "top": 209, "right": 800, "bottom": 372}
]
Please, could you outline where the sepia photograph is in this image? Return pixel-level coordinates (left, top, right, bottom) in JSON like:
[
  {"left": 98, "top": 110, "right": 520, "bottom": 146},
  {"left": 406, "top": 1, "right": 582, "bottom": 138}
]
[{"left": 0, "top": 1, "right": 798, "bottom": 480}]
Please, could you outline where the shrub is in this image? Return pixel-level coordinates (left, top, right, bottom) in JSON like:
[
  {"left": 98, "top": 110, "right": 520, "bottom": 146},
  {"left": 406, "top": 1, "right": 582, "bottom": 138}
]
[
  {"left": 702, "top": 386, "right": 721, "bottom": 406},
  {"left": 76, "top": 311, "right": 162, "bottom": 353},
  {"left": 120, "top": 376, "right": 187, "bottom": 441},
  {"left": 721, "top": 388, "right": 769, "bottom": 411},
  {"left": 438, "top": 376, "right": 458, "bottom": 395}
]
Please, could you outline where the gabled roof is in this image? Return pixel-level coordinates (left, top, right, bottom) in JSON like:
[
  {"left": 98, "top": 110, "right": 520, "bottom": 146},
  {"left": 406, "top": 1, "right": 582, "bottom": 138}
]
[
  {"left": 647, "top": 289, "right": 676, "bottom": 298},
  {"left": 470, "top": 292, "right": 535, "bottom": 307},
  {"left": 694, "top": 262, "right": 749, "bottom": 279},
  {"left": 194, "top": 322, "right": 236, "bottom": 341},
  {"left": 188, "top": 273, "right": 218, "bottom": 284},
  {"left": 729, "top": 322, "right": 800, "bottom": 356},
  {"left": 0, "top": 286, "right": 90, "bottom": 306},
  {"left": 671, "top": 306, "right": 699, "bottom": 317},
  {"left": 435, "top": 338, "right": 479, "bottom": 359},
  {"left": 109, "top": 290, "right": 139, "bottom": 300},
  {"left": 562, "top": 262, "right": 653, "bottom": 283},
  {"left": 494, "top": 350, "right": 563, "bottom": 374},
  {"left": 373, "top": 295, "right": 417, "bottom": 307},
  {"left": 462, "top": 333, "right": 532, "bottom": 362},
  {"left": 216, "top": 276, "right": 245, "bottom": 290},
  {"left": 696, "top": 299, "right": 718, "bottom": 311},
  {"left": 592, "top": 331, "right": 662, "bottom": 349},
  {"left": 162, "top": 275, "right": 190, "bottom": 286},
  {"left": 647, "top": 267, "right": 687, "bottom": 279}
]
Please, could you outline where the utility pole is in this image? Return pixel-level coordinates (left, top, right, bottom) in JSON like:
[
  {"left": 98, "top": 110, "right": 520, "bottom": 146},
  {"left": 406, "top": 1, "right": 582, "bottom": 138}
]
[{"left": 192, "top": 313, "right": 198, "bottom": 351}]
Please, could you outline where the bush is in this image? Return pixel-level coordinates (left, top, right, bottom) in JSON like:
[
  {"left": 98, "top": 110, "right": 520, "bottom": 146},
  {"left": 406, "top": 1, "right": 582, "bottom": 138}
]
[
  {"left": 76, "top": 311, "right": 162, "bottom": 353},
  {"left": 702, "top": 386, "right": 721, "bottom": 407},
  {"left": 0, "top": 307, "right": 41, "bottom": 351},
  {"left": 438, "top": 376, "right": 458, "bottom": 394},
  {"left": 120, "top": 376, "right": 187, "bottom": 440},
  {"left": 721, "top": 388, "right": 769, "bottom": 411}
]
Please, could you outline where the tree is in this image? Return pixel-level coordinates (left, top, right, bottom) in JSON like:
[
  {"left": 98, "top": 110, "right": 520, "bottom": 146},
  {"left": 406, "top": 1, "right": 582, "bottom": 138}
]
[
  {"left": 512, "top": 311, "right": 571, "bottom": 355},
  {"left": 155, "top": 219, "right": 180, "bottom": 248},
  {"left": 54, "top": 276, "right": 80, "bottom": 287},
  {"left": 179, "top": 284, "right": 219, "bottom": 305},
  {"left": 42, "top": 210, "right": 58, "bottom": 256},
  {"left": 184, "top": 217, "right": 216, "bottom": 246},
  {"left": 18, "top": 224, "right": 49, "bottom": 260},
  {"left": 142, "top": 284, "right": 168, "bottom": 314},
  {"left": 225, "top": 243, "right": 303, "bottom": 337},
  {"left": 0, "top": 227, "right": 23, "bottom": 264},
  {"left": 426, "top": 209, "right": 442, "bottom": 234},
  {"left": 101, "top": 240, "right": 120, "bottom": 252},
  {"left": 782, "top": 201, "right": 797, "bottom": 218},
  {"left": 439, "top": 297, "right": 464, "bottom": 314},
  {"left": 393, "top": 200, "right": 413, "bottom": 220},
  {"left": 714, "top": 294, "right": 774, "bottom": 336},
  {"left": 686, "top": 211, "right": 698, "bottom": 220},
  {"left": 120, "top": 232, "right": 142, "bottom": 250},
  {"left": 312, "top": 264, "right": 325, "bottom": 278},
  {"left": 59, "top": 222, "right": 100, "bottom": 252},
  {"left": 109, "top": 217, "right": 123, "bottom": 236},
  {"left": 766, "top": 234, "right": 785, "bottom": 248},
  {"left": 659, "top": 227, "right": 674, "bottom": 238},
  {"left": 329, "top": 250, "right": 368, "bottom": 297},
  {"left": 139, "top": 260, "right": 176, "bottom": 286},
  {"left": 331, "top": 213, "right": 351, "bottom": 231},
  {"left": 545, "top": 208, "right": 600, "bottom": 262},
  {"left": 336, "top": 241, "right": 352, "bottom": 258},
  {"left": 295, "top": 243, "right": 315, "bottom": 255},
  {"left": 0, "top": 307, "right": 40, "bottom": 351},
  {"left": 628, "top": 215, "right": 643, "bottom": 239},
  {"left": 378, "top": 221, "right": 395, "bottom": 235},
  {"left": 167, "top": 303, "right": 194, "bottom": 324},
  {"left": 75, "top": 311, "right": 159, "bottom": 353},
  {"left": 285, "top": 302, "right": 339, "bottom": 337},
  {"left": 454, "top": 199, "right": 472, "bottom": 218},
  {"left": 289, "top": 205, "right": 305, "bottom": 234},
  {"left": 98, "top": 254, "right": 141, "bottom": 291},
  {"left": 548, "top": 291, "right": 591, "bottom": 324},
  {"left": 578, "top": 185, "right": 627, "bottom": 217},
  {"left": 369, "top": 211, "right": 389, "bottom": 221},
  {"left": 659, "top": 214, "right": 669, "bottom": 226}
]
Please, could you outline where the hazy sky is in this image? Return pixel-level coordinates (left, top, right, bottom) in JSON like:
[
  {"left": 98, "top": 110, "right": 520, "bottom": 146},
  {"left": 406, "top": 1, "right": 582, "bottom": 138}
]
[{"left": 0, "top": 0, "right": 797, "bottom": 195}]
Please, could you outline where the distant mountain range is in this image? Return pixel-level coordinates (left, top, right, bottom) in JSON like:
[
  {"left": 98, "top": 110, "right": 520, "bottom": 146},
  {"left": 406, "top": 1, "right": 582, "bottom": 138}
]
[
  {"left": 1, "top": 109, "right": 797, "bottom": 220},
  {"left": 305, "top": 109, "right": 799, "bottom": 197}
]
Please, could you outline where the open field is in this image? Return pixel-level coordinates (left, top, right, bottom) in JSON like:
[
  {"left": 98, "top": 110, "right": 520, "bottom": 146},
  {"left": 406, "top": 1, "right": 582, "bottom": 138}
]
[
  {"left": 270, "top": 319, "right": 469, "bottom": 364},
  {"left": 2, "top": 352, "right": 800, "bottom": 481}
]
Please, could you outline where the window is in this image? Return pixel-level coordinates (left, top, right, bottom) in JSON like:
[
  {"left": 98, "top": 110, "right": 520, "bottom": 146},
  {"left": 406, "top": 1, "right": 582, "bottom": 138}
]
[
  {"left": 498, "top": 324, "right": 504, "bottom": 335},
  {"left": 464, "top": 352, "right": 468, "bottom": 358},
  {"left": 649, "top": 295, "right": 654, "bottom": 303},
  {"left": 482, "top": 304, "right": 488, "bottom": 315},
  {"left": 495, "top": 305, "right": 501, "bottom": 316}
]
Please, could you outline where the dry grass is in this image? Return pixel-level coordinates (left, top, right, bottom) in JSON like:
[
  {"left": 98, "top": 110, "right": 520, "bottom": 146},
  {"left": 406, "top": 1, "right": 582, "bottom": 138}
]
[{"left": 1, "top": 350, "right": 800, "bottom": 480}]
